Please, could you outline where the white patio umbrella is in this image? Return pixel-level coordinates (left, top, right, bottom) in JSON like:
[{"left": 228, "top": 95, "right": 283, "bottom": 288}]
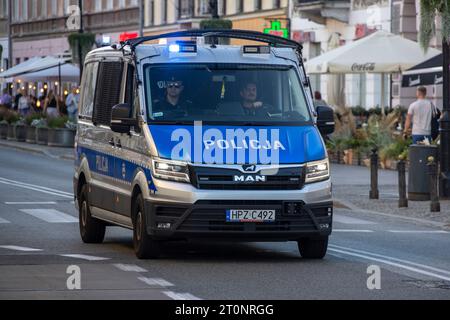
[
  {"left": 305, "top": 30, "right": 441, "bottom": 112},
  {"left": 16, "top": 63, "right": 80, "bottom": 82}
]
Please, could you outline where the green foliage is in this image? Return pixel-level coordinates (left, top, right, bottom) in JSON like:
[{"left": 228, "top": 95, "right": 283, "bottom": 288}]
[
  {"left": 25, "top": 113, "right": 44, "bottom": 126},
  {"left": 48, "top": 116, "right": 69, "bottom": 129},
  {"left": 381, "top": 138, "right": 412, "bottom": 161},
  {"left": 351, "top": 106, "right": 369, "bottom": 117},
  {"left": 68, "top": 33, "right": 96, "bottom": 66},
  {"left": 3, "top": 111, "right": 20, "bottom": 124},
  {"left": 419, "top": 0, "right": 450, "bottom": 51}
]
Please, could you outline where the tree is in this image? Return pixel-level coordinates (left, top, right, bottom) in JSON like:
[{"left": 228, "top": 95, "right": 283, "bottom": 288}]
[
  {"left": 67, "top": 33, "right": 96, "bottom": 68},
  {"left": 419, "top": 0, "right": 450, "bottom": 198},
  {"left": 418, "top": 0, "right": 450, "bottom": 51}
]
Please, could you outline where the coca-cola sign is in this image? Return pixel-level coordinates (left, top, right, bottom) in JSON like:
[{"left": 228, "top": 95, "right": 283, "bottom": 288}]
[{"left": 351, "top": 63, "right": 376, "bottom": 72}]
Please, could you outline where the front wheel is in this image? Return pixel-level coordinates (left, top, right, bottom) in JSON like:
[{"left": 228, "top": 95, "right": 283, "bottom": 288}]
[
  {"left": 297, "top": 236, "right": 328, "bottom": 259},
  {"left": 79, "top": 184, "right": 106, "bottom": 243},
  {"left": 133, "top": 194, "right": 161, "bottom": 259}
]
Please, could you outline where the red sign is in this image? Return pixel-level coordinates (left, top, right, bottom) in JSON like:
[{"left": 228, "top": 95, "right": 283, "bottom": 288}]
[{"left": 119, "top": 32, "right": 139, "bottom": 42}]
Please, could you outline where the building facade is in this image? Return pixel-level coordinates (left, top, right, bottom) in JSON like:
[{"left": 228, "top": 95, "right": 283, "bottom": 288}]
[
  {"left": 293, "top": 0, "right": 442, "bottom": 110},
  {"left": 10, "top": 0, "right": 140, "bottom": 66},
  {"left": 0, "top": 0, "right": 9, "bottom": 72},
  {"left": 143, "top": 0, "right": 291, "bottom": 38}
]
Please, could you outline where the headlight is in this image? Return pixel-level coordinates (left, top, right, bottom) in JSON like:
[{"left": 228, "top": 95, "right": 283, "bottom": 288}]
[
  {"left": 305, "top": 159, "right": 329, "bottom": 183},
  {"left": 151, "top": 158, "right": 190, "bottom": 183}
]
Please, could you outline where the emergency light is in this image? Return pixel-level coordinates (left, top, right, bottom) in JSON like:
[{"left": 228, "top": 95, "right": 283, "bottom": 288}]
[
  {"left": 242, "top": 46, "right": 271, "bottom": 55},
  {"left": 168, "top": 41, "right": 197, "bottom": 54}
]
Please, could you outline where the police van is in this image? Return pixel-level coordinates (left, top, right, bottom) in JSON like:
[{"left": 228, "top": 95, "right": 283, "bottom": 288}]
[{"left": 73, "top": 30, "right": 335, "bottom": 259}]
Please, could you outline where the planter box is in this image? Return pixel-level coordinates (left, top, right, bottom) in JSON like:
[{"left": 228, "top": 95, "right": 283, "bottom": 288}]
[
  {"left": 14, "top": 125, "right": 27, "bottom": 142},
  {"left": 47, "top": 128, "right": 75, "bottom": 147},
  {"left": 26, "top": 126, "right": 37, "bottom": 144},
  {"left": 0, "top": 123, "right": 7, "bottom": 139},
  {"left": 36, "top": 127, "right": 48, "bottom": 145},
  {"left": 7, "top": 124, "right": 15, "bottom": 141}
]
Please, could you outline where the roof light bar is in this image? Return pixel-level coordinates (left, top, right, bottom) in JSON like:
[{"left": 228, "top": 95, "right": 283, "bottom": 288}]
[{"left": 243, "top": 45, "right": 271, "bottom": 54}]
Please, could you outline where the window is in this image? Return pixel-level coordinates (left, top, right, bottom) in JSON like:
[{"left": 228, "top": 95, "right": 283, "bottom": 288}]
[
  {"left": 273, "top": 0, "right": 280, "bottom": 8},
  {"left": 179, "top": 0, "right": 193, "bottom": 19},
  {"left": 79, "top": 62, "right": 99, "bottom": 117},
  {"left": 255, "top": 0, "right": 262, "bottom": 11},
  {"left": 236, "top": 0, "right": 243, "bottom": 13},
  {"left": 125, "top": 64, "right": 135, "bottom": 107},
  {"left": 93, "top": 61, "right": 124, "bottom": 126},
  {"left": 144, "top": 63, "right": 311, "bottom": 124}
]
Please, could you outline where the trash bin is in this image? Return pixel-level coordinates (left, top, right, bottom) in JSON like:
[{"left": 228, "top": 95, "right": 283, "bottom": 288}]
[{"left": 408, "top": 144, "right": 438, "bottom": 201}]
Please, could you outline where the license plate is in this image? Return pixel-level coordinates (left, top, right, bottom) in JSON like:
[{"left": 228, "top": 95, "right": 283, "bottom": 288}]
[{"left": 226, "top": 210, "right": 276, "bottom": 223}]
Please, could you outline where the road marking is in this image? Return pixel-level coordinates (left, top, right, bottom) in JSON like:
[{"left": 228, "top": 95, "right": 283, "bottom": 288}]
[
  {"left": 0, "top": 217, "right": 10, "bottom": 224},
  {"left": 330, "top": 244, "right": 450, "bottom": 277},
  {"left": 329, "top": 245, "right": 450, "bottom": 282},
  {"left": 333, "top": 229, "right": 374, "bottom": 233},
  {"left": 138, "top": 277, "right": 174, "bottom": 287},
  {"left": 0, "top": 245, "right": 42, "bottom": 252},
  {"left": 5, "top": 202, "right": 58, "bottom": 205},
  {"left": 333, "top": 215, "right": 377, "bottom": 225},
  {"left": 388, "top": 230, "right": 449, "bottom": 234},
  {"left": 19, "top": 209, "right": 78, "bottom": 223},
  {"left": 60, "top": 254, "right": 110, "bottom": 261},
  {"left": 163, "top": 291, "right": 201, "bottom": 300},
  {"left": 0, "top": 177, "right": 73, "bottom": 199},
  {"left": 113, "top": 264, "right": 147, "bottom": 272}
]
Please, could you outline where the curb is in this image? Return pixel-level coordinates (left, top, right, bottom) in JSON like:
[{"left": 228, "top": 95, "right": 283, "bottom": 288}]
[
  {"left": 0, "top": 140, "right": 75, "bottom": 161},
  {"left": 333, "top": 197, "right": 449, "bottom": 229}
]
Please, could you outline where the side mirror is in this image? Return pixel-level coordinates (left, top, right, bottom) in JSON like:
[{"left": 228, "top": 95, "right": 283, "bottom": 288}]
[
  {"left": 110, "top": 103, "right": 138, "bottom": 134},
  {"left": 316, "top": 105, "right": 335, "bottom": 136}
]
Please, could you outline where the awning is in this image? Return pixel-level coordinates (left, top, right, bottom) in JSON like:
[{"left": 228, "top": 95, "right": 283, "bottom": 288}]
[
  {"left": 15, "top": 63, "right": 80, "bottom": 83},
  {"left": 401, "top": 54, "right": 444, "bottom": 87},
  {"left": 305, "top": 30, "right": 441, "bottom": 74},
  {"left": 0, "top": 56, "right": 72, "bottom": 79}
]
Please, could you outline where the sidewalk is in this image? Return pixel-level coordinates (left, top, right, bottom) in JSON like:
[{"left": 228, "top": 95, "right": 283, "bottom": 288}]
[
  {"left": 0, "top": 139, "right": 74, "bottom": 161},
  {"left": 332, "top": 164, "right": 450, "bottom": 228}
]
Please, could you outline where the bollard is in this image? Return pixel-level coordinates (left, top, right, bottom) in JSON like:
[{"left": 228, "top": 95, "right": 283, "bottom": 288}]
[
  {"left": 336, "top": 149, "right": 341, "bottom": 164},
  {"left": 428, "top": 156, "right": 441, "bottom": 212},
  {"left": 370, "top": 148, "right": 379, "bottom": 199},
  {"left": 397, "top": 155, "right": 408, "bottom": 208}
]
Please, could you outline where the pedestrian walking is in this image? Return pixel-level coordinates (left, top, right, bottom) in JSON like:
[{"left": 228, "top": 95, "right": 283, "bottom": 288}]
[
  {"left": 0, "top": 88, "right": 12, "bottom": 109},
  {"left": 18, "top": 91, "right": 31, "bottom": 116},
  {"left": 314, "top": 91, "right": 328, "bottom": 108},
  {"left": 44, "top": 90, "right": 60, "bottom": 118},
  {"left": 404, "top": 86, "right": 438, "bottom": 144},
  {"left": 65, "top": 87, "right": 80, "bottom": 123}
]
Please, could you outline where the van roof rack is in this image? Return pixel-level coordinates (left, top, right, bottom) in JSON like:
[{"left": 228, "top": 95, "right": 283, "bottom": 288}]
[{"left": 123, "top": 29, "right": 303, "bottom": 54}]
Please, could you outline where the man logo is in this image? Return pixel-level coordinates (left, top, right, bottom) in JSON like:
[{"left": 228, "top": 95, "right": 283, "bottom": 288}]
[
  {"left": 234, "top": 175, "right": 267, "bottom": 183},
  {"left": 242, "top": 165, "right": 256, "bottom": 172}
]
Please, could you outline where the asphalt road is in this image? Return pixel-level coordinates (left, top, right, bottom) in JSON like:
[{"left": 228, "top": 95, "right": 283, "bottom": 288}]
[{"left": 0, "top": 146, "right": 449, "bottom": 300}]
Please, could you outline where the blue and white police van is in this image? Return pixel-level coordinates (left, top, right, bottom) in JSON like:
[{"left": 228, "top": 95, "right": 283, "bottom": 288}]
[{"left": 73, "top": 30, "right": 335, "bottom": 259}]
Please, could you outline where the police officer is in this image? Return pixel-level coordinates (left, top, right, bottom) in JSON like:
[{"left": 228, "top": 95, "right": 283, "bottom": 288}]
[
  {"left": 152, "top": 77, "right": 192, "bottom": 118},
  {"left": 239, "top": 82, "right": 270, "bottom": 117}
]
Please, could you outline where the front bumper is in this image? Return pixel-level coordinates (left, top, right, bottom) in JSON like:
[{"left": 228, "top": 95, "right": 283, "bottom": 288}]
[{"left": 145, "top": 199, "right": 333, "bottom": 241}]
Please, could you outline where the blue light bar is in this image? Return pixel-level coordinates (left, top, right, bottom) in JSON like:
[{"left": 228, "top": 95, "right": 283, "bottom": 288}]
[{"left": 169, "top": 44, "right": 180, "bottom": 53}]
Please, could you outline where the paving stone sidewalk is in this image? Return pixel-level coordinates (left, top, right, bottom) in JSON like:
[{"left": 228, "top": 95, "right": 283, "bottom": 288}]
[
  {"left": 0, "top": 139, "right": 74, "bottom": 160},
  {"left": 331, "top": 163, "right": 450, "bottom": 228}
]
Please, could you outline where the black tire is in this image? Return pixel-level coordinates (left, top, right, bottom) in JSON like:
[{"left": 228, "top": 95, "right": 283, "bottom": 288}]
[
  {"left": 297, "top": 236, "right": 328, "bottom": 259},
  {"left": 78, "top": 184, "right": 106, "bottom": 243},
  {"left": 133, "top": 194, "right": 161, "bottom": 259}
]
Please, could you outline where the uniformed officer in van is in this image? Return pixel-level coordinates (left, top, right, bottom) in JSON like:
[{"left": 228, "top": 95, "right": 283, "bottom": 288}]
[{"left": 152, "top": 76, "right": 192, "bottom": 118}]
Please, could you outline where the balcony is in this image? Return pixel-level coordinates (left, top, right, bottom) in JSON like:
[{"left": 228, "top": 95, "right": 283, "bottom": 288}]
[{"left": 295, "top": 0, "right": 351, "bottom": 24}]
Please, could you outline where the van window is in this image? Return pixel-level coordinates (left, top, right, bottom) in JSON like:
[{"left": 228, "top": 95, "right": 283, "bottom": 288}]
[
  {"left": 125, "top": 64, "right": 135, "bottom": 107},
  {"left": 143, "top": 63, "right": 312, "bottom": 125},
  {"left": 93, "top": 61, "right": 123, "bottom": 126},
  {"left": 79, "top": 62, "right": 99, "bottom": 117}
]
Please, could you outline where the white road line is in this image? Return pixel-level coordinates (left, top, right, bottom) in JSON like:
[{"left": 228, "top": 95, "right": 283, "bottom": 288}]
[
  {"left": 138, "top": 277, "right": 174, "bottom": 287},
  {"left": 163, "top": 291, "right": 202, "bottom": 300},
  {"left": 333, "top": 229, "right": 374, "bottom": 233},
  {"left": 330, "top": 244, "right": 450, "bottom": 277},
  {"left": 60, "top": 254, "right": 110, "bottom": 261},
  {"left": 20, "top": 209, "right": 78, "bottom": 223},
  {"left": 0, "top": 245, "right": 42, "bottom": 252},
  {"left": 329, "top": 248, "right": 450, "bottom": 282},
  {"left": 5, "top": 202, "right": 58, "bottom": 205},
  {"left": 0, "top": 179, "right": 73, "bottom": 199},
  {"left": 388, "top": 230, "right": 449, "bottom": 234},
  {"left": 0, "top": 177, "right": 73, "bottom": 196},
  {"left": 113, "top": 264, "right": 147, "bottom": 272},
  {"left": 0, "top": 217, "right": 10, "bottom": 224},
  {"left": 333, "top": 215, "right": 377, "bottom": 225}
]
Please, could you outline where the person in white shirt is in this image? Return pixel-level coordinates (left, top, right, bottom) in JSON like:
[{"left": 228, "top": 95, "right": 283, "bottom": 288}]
[
  {"left": 404, "top": 86, "right": 434, "bottom": 144},
  {"left": 65, "top": 87, "right": 80, "bottom": 123}
]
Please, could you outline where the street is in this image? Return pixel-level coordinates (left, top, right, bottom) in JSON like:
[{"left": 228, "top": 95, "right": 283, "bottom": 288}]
[{"left": 0, "top": 146, "right": 449, "bottom": 300}]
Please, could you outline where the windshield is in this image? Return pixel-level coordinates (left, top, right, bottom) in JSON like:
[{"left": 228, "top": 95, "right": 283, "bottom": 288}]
[{"left": 143, "top": 63, "right": 312, "bottom": 125}]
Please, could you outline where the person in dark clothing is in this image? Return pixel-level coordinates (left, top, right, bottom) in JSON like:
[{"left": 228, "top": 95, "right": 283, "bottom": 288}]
[
  {"left": 152, "top": 77, "right": 192, "bottom": 118},
  {"left": 14, "top": 89, "right": 23, "bottom": 110},
  {"left": 239, "top": 82, "right": 270, "bottom": 117}
]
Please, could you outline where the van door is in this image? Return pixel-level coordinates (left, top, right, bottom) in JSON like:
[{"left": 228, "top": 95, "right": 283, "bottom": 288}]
[{"left": 90, "top": 60, "right": 124, "bottom": 213}]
